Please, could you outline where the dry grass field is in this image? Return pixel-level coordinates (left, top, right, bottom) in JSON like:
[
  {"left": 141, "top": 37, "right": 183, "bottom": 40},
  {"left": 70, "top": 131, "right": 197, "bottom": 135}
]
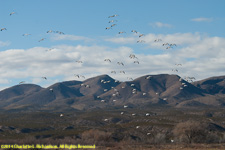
[{"left": 1, "top": 106, "right": 225, "bottom": 149}]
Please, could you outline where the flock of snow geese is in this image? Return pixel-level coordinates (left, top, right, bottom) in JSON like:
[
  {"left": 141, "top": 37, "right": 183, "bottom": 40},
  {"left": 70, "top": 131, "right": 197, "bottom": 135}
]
[
  {"left": 102, "top": 14, "right": 195, "bottom": 134},
  {"left": 2, "top": 12, "right": 196, "bottom": 136}
]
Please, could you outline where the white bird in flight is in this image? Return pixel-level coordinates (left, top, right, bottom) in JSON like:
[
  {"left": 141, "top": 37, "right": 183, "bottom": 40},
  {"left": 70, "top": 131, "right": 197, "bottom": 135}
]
[
  {"left": 10, "top": 12, "right": 16, "bottom": 16},
  {"left": 118, "top": 31, "right": 126, "bottom": 34},
  {"left": 117, "top": 62, "right": 124, "bottom": 66},
  {"left": 139, "top": 34, "right": 144, "bottom": 38},
  {"left": 38, "top": 38, "right": 46, "bottom": 42},
  {"left": 76, "top": 60, "right": 83, "bottom": 63},
  {"left": 22, "top": 33, "right": 31, "bottom": 36},
  {"left": 105, "top": 27, "right": 111, "bottom": 30},
  {"left": 110, "top": 24, "right": 117, "bottom": 27},
  {"left": 19, "top": 81, "right": 25, "bottom": 84},
  {"left": 0, "top": 28, "right": 7, "bottom": 31},
  {"left": 108, "top": 20, "right": 118, "bottom": 23},
  {"left": 108, "top": 14, "right": 119, "bottom": 18},
  {"left": 104, "top": 59, "right": 111, "bottom": 62},
  {"left": 131, "top": 30, "right": 138, "bottom": 33},
  {"left": 42, "top": 77, "right": 47, "bottom": 80}
]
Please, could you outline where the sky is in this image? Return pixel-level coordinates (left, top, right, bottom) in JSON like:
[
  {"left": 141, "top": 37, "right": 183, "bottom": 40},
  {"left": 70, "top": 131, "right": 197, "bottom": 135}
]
[{"left": 0, "top": 0, "right": 225, "bottom": 90}]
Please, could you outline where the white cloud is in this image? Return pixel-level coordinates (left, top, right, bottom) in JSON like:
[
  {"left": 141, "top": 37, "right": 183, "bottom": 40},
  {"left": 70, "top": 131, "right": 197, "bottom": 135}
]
[
  {"left": 50, "top": 34, "right": 93, "bottom": 42},
  {"left": 105, "top": 37, "right": 137, "bottom": 44},
  {"left": 0, "top": 41, "right": 10, "bottom": 47},
  {"left": 1, "top": 33, "right": 225, "bottom": 90},
  {"left": 191, "top": 17, "right": 213, "bottom": 22},
  {"left": 0, "top": 79, "right": 10, "bottom": 84},
  {"left": 104, "top": 32, "right": 203, "bottom": 49},
  {"left": 149, "top": 22, "right": 172, "bottom": 28}
]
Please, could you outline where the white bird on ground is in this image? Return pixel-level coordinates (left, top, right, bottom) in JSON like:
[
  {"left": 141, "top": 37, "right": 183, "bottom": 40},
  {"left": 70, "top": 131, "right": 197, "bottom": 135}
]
[
  {"left": 113, "top": 88, "right": 118, "bottom": 91},
  {"left": 132, "top": 91, "right": 137, "bottom": 94},
  {"left": 49, "top": 88, "right": 53, "bottom": 92},
  {"left": 143, "top": 93, "right": 146, "bottom": 96},
  {"left": 146, "top": 113, "right": 150, "bottom": 116},
  {"left": 136, "top": 126, "right": 140, "bottom": 129},
  {"left": 121, "top": 112, "right": 124, "bottom": 115},
  {"left": 101, "top": 100, "right": 105, "bottom": 102},
  {"left": 145, "top": 76, "right": 151, "bottom": 79},
  {"left": 124, "top": 105, "right": 128, "bottom": 108},
  {"left": 85, "top": 84, "right": 90, "bottom": 88},
  {"left": 60, "top": 114, "right": 64, "bottom": 117}
]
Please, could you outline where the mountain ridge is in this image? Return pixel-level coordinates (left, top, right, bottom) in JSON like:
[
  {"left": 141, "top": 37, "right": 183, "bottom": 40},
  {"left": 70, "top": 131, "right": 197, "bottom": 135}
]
[{"left": 1, "top": 74, "right": 225, "bottom": 111}]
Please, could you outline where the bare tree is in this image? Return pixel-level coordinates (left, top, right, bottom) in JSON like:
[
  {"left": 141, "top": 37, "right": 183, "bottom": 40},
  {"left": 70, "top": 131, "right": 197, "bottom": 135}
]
[{"left": 173, "top": 120, "right": 207, "bottom": 144}]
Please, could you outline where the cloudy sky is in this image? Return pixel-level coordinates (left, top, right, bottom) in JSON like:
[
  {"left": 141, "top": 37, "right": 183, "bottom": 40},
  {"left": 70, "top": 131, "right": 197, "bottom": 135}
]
[{"left": 0, "top": 0, "right": 225, "bottom": 90}]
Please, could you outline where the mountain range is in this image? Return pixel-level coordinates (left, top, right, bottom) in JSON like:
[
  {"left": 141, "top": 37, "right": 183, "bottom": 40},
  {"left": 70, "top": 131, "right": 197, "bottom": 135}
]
[{"left": 1, "top": 74, "right": 225, "bottom": 112}]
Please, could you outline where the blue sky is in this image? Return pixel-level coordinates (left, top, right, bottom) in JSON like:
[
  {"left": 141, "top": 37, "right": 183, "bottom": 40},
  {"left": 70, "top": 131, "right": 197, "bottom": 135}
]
[{"left": 0, "top": 0, "right": 225, "bottom": 90}]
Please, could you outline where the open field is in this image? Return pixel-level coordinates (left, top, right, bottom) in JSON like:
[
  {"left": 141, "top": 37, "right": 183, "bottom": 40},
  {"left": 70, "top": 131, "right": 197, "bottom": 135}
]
[{"left": 1, "top": 106, "right": 225, "bottom": 149}]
